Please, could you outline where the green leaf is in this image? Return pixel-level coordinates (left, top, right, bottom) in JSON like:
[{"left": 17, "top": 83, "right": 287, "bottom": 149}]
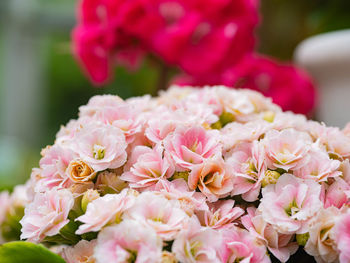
[{"left": 0, "top": 241, "right": 66, "bottom": 263}]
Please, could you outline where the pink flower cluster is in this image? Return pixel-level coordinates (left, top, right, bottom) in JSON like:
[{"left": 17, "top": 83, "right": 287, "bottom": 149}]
[{"left": 7, "top": 86, "right": 350, "bottom": 262}]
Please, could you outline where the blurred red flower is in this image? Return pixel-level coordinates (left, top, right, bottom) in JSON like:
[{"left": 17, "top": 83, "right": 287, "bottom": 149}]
[{"left": 73, "top": 0, "right": 259, "bottom": 84}]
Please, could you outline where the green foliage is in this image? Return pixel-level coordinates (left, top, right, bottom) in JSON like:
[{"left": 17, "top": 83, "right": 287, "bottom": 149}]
[{"left": 0, "top": 242, "right": 66, "bottom": 263}]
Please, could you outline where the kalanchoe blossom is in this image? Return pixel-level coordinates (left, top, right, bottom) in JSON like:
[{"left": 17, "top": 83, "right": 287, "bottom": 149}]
[
  {"left": 76, "top": 189, "right": 136, "bottom": 235},
  {"left": 225, "top": 141, "right": 266, "bottom": 202},
  {"left": 34, "top": 145, "right": 75, "bottom": 192},
  {"left": 258, "top": 174, "right": 323, "bottom": 235},
  {"left": 334, "top": 209, "right": 350, "bottom": 263},
  {"left": 242, "top": 207, "right": 298, "bottom": 262},
  {"left": 304, "top": 206, "right": 342, "bottom": 263},
  {"left": 172, "top": 217, "right": 224, "bottom": 263},
  {"left": 221, "top": 226, "right": 271, "bottom": 263},
  {"left": 324, "top": 178, "right": 350, "bottom": 209},
  {"left": 60, "top": 240, "right": 97, "bottom": 263},
  {"left": 20, "top": 188, "right": 74, "bottom": 243},
  {"left": 121, "top": 145, "right": 175, "bottom": 189},
  {"left": 188, "top": 157, "right": 233, "bottom": 202},
  {"left": 196, "top": 200, "right": 244, "bottom": 229},
  {"left": 69, "top": 123, "right": 127, "bottom": 171},
  {"left": 260, "top": 128, "right": 312, "bottom": 171},
  {"left": 164, "top": 125, "right": 221, "bottom": 171},
  {"left": 94, "top": 220, "right": 162, "bottom": 263},
  {"left": 154, "top": 179, "right": 208, "bottom": 216},
  {"left": 124, "top": 192, "right": 189, "bottom": 240},
  {"left": 293, "top": 148, "right": 341, "bottom": 182}
]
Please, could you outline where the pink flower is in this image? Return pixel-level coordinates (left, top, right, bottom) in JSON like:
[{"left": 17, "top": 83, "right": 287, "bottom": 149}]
[
  {"left": 241, "top": 207, "right": 298, "bottom": 262},
  {"left": 20, "top": 188, "right": 74, "bottom": 243},
  {"left": 188, "top": 157, "right": 233, "bottom": 202},
  {"left": 304, "top": 206, "right": 342, "bottom": 263},
  {"left": 154, "top": 179, "right": 208, "bottom": 216},
  {"left": 334, "top": 210, "right": 350, "bottom": 263},
  {"left": 35, "top": 145, "right": 75, "bottom": 192},
  {"left": 196, "top": 200, "right": 244, "bottom": 229},
  {"left": 221, "top": 226, "right": 271, "bottom": 263},
  {"left": 318, "top": 127, "right": 350, "bottom": 159},
  {"left": 121, "top": 145, "right": 175, "bottom": 189},
  {"left": 172, "top": 217, "right": 224, "bottom": 263},
  {"left": 85, "top": 102, "right": 143, "bottom": 144},
  {"left": 94, "top": 220, "right": 162, "bottom": 263},
  {"left": 124, "top": 192, "right": 189, "bottom": 240},
  {"left": 76, "top": 189, "right": 135, "bottom": 235},
  {"left": 164, "top": 126, "right": 222, "bottom": 170},
  {"left": 69, "top": 123, "right": 127, "bottom": 171},
  {"left": 325, "top": 178, "right": 350, "bottom": 209},
  {"left": 79, "top": 95, "right": 124, "bottom": 118},
  {"left": 258, "top": 174, "right": 323, "bottom": 234},
  {"left": 260, "top": 128, "right": 312, "bottom": 171},
  {"left": 225, "top": 141, "right": 266, "bottom": 202},
  {"left": 61, "top": 240, "right": 97, "bottom": 263},
  {"left": 293, "top": 148, "right": 341, "bottom": 182}
]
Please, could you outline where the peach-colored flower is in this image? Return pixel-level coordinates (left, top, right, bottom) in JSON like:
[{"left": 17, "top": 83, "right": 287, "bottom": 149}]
[
  {"left": 67, "top": 159, "right": 96, "bottom": 183},
  {"left": 94, "top": 220, "right": 162, "bottom": 263},
  {"left": 188, "top": 157, "right": 233, "bottom": 202},
  {"left": 20, "top": 188, "right": 74, "bottom": 243}
]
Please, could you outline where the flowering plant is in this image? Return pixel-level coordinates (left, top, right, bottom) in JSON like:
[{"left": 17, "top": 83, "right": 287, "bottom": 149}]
[{"left": 1, "top": 86, "right": 349, "bottom": 263}]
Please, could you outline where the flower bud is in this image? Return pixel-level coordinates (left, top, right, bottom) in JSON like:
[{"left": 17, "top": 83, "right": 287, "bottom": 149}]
[
  {"left": 81, "top": 189, "right": 100, "bottom": 213},
  {"left": 172, "top": 171, "right": 189, "bottom": 181},
  {"left": 263, "top": 111, "right": 275, "bottom": 123},
  {"left": 261, "top": 170, "right": 281, "bottom": 187},
  {"left": 162, "top": 251, "right": 178, "bottom": 263},
  {"left": 95, "top": 171, "right": 128, "bottom": 194},
  {"left": 219, "top": 111, "right": 235, "bottom": 127},
  {"left": 296, "top": 232, "right": 310, "bottom": 246}
]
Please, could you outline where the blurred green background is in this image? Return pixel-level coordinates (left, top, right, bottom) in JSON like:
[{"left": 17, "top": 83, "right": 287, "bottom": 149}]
[{"left": 0, "top": 0, "right": 349, "bottom": 189}]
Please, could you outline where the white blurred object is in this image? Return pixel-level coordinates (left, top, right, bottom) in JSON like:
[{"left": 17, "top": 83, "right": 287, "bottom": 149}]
[{"left": 295, "top": 29, "right": 350, "bottom": 127}]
